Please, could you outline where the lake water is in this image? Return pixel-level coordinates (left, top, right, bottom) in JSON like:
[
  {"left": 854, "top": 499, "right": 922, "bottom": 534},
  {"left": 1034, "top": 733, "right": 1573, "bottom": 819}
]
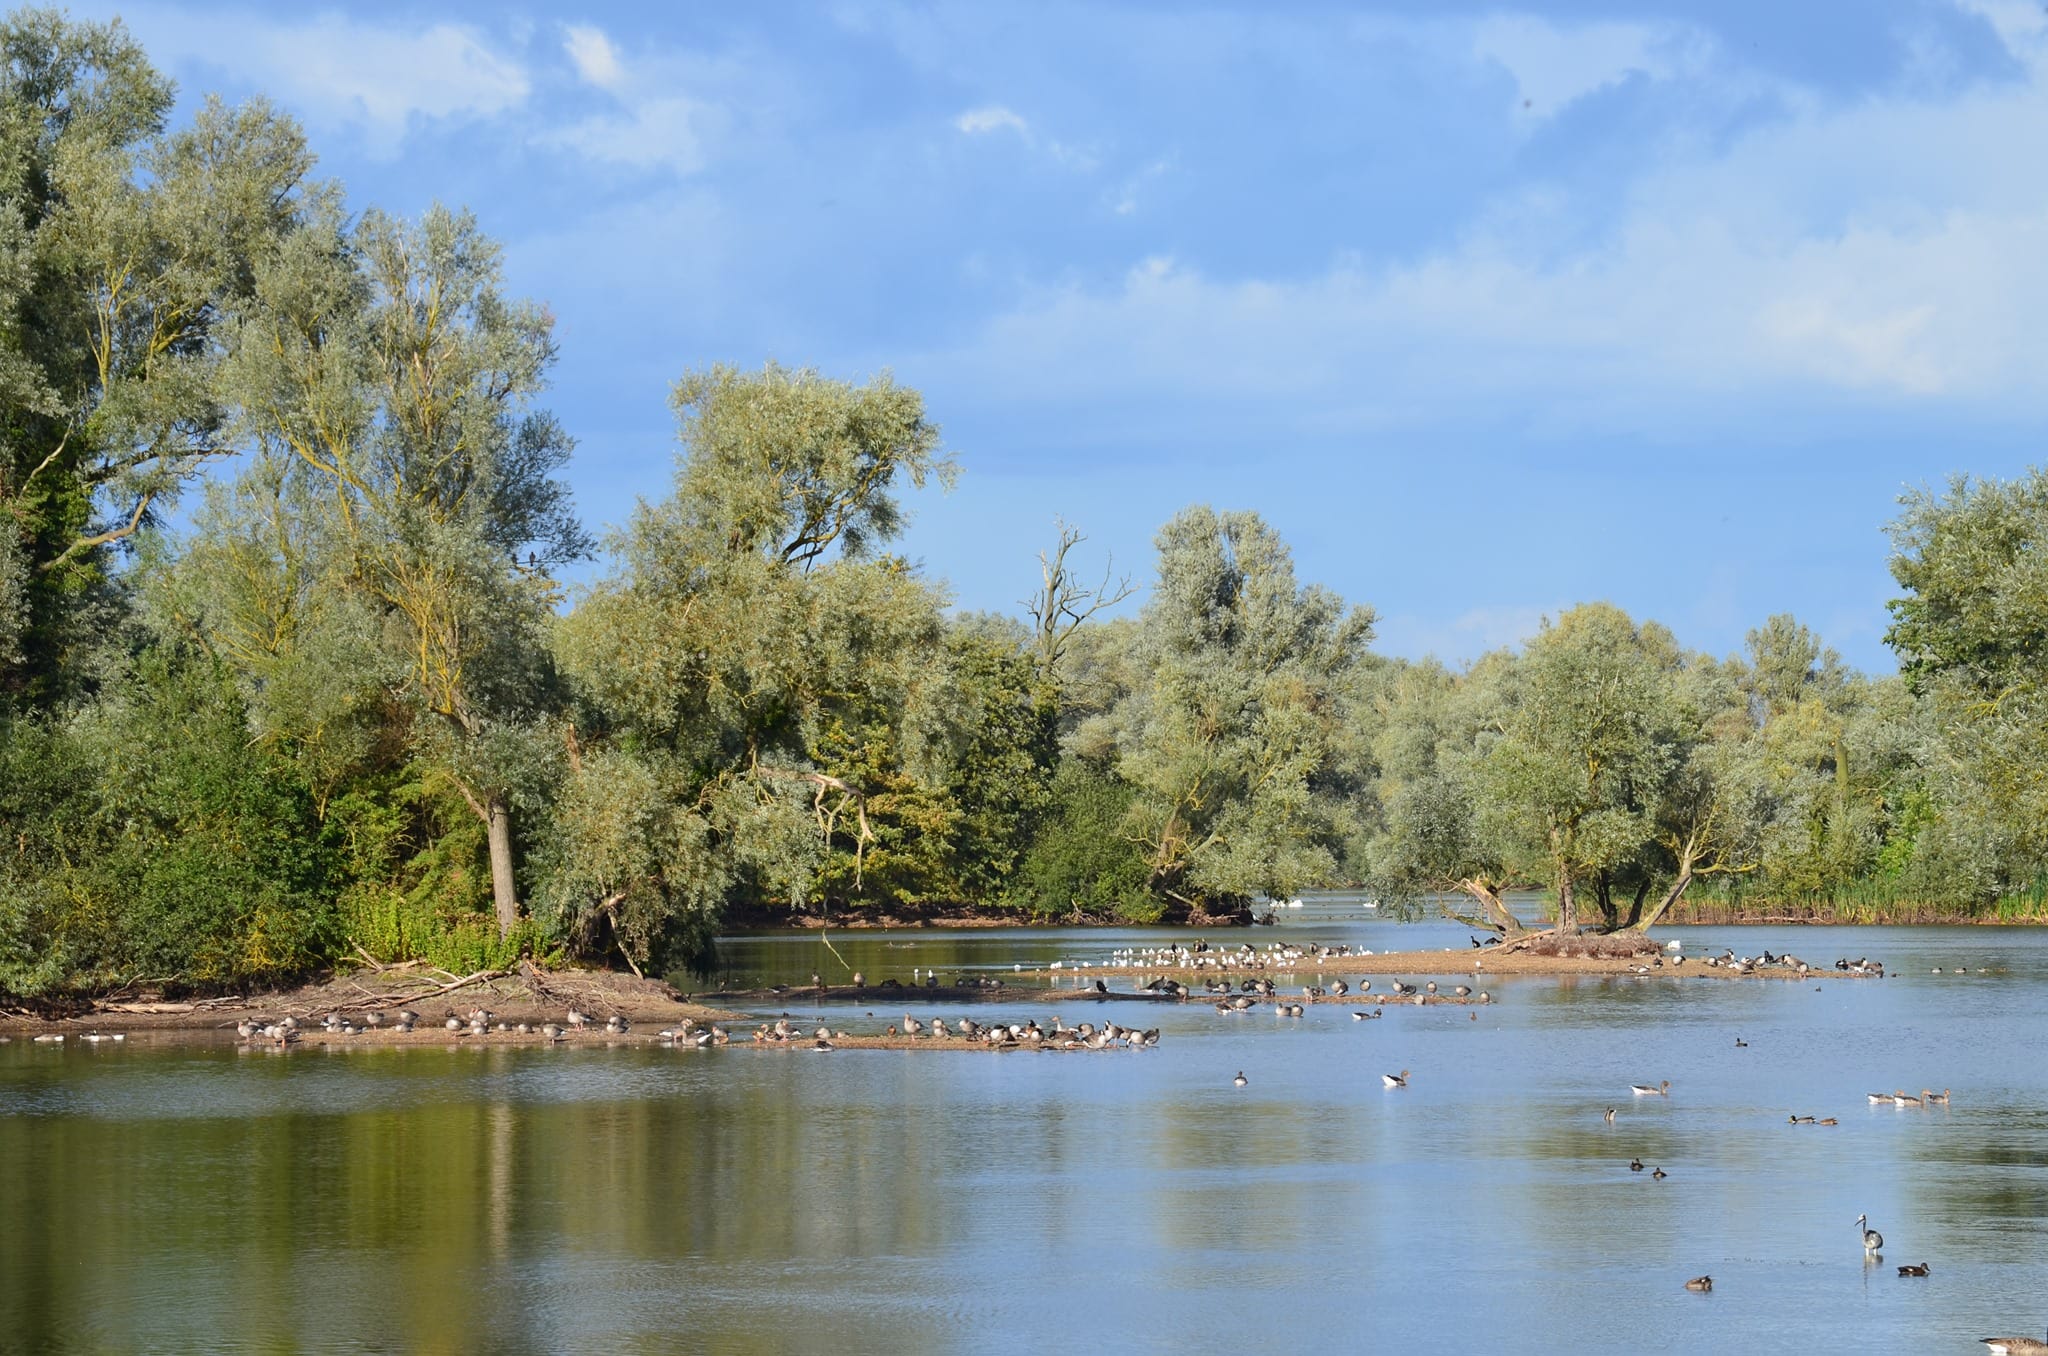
[{"left": 4, "top": 917, "right": 2047, "bottom": 1353}]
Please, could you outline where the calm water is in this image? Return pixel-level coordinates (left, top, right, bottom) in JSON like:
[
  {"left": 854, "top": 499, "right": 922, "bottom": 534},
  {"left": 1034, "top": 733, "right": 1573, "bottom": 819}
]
[{"left": 5, "top": 918, "right": 2048, "bottom": 1353}]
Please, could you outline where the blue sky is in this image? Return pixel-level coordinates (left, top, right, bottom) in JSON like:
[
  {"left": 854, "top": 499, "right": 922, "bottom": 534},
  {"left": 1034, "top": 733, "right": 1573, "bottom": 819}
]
[{"left": 80, "top": 0, "right": 2048, "bottom": 671}]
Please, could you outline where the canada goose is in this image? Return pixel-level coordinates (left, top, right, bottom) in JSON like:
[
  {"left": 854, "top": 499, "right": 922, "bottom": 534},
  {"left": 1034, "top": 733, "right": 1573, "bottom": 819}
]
[
  {"left": 1652, "top": 1166, "right": 1667, "bottom": 1179},
  {"left": 1233, "top": 1071, "right": 1248, "bottom": 1087},
  {"left": 1629, "top": 1158, "right": 1645, "bottom": 1172},
  {"left": 1631, "top": 1080, "right": 1671, "bottom": 1096},
  {"left": 1858, "top": 1214, "right": 1884, "bottom": 1253},
  {"left": 1604, "top": 1107, "right": 1617, "bottom": 1124},
  {"left": 1980, "top": 1331, "right": 2048, "bottom": 1354},
  {"left": 1925, "top": 1088, "right": 1951, "bottom": 1104},
  {"left": 1897, "top": 1262, "right": 1930, "bottom": 1277},
  {"left": 1684, "top": 1275, "right": 1713, "bottom": 1292},
  {"left": 1382, "top": 1069, "right": 1409, "bottom": 1088}
]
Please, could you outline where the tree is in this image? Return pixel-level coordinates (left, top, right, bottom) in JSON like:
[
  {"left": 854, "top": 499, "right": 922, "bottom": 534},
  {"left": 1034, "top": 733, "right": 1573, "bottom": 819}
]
[
  {"left": 1110, "top": 506, "right": 1375, "bottom": 918},
  {"left": 1884, "top": 469, "right": 2048, "bottom": 893},
  {"left": 219, "top": 205, "right": 587, "bottom": 937},
  {"left": 1, "top": 12, "right": 315, "bottom": 706},
  {"left": 548, "top": 365, "right": 952, "bottom": 969},
  {"left": 1022, "top": 519, "right": 1134, "bottom": 687}
]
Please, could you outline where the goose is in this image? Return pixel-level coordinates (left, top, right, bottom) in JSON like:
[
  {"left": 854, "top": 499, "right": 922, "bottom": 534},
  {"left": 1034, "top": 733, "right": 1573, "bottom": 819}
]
[
  {"left": 541, "top": 1023, "right": 563, "bottom": 1041},
  {"left": 1924, "top": 1088, "right": 1951, "bottom": 1105},
  {"left": 395, "top": 1010, "right": 420, "bottom": 1026},
  {"left": 1233, "top": 1071, "right": 1248, "bottom": 1087},
  {"left": 1893, "top": 1090, "right": 1922, "bottom": 1106},
  {"left": 1897, "top": 1262, "right": 1930, "bottom": 1277},
  {"left": 1652, "top": 1166, "right": 1667, "bottom": 1179},
  {"left": 565, "top": 1009, "right": 590, "bottom": 1031},
  {"left": 1629, "top": 1157, "right": 1645, "bottom": 1172},
  {"left": 1858, "top": 1214, "right": 1884, "bottom": 1253},
  {"left": 444, "top": 1016, "right": 464, "bottom": 1032},
  {"left": 1382, "top": 1069, "right": 1410, "bottom": 1088},
  {"left": 1604, "top": 1107, "right": 1617, "bottom": 1124},
  {"left": 1631, "top": 1080, "right": 1671, "bottom": 1096},
  {"left": 1868, "top": 1092, "right": 1897, "bottom": 1105},
  {"left": 1980, "top": 1332, "right": 2048, "bottom": 1354},
  {"left": 1684, "top": 1276, "right": 1713, "bottom": 1292},
  {"left": 1453, "top": 985, "right": 1471, "bottom": 997}
]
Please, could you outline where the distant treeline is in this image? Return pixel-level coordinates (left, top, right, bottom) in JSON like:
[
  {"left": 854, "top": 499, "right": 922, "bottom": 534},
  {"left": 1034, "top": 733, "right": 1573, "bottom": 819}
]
[{"left": 4, "top": 14, "right": 2046, "bottom": 997}]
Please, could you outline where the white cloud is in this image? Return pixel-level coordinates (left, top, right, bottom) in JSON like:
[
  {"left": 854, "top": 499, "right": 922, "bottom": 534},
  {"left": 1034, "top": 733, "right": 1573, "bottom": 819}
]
[
  {"left": 1378, "top": 605, "right": 1556, "bottom": 665},
  {"left": 563, "top": 24, "right": 626, "bottom": 91},
  {"left": 133, "top": 9, "right": 528, "bottom": 147},
  {"left": 1471, "top": 15, "right": 1705, "bottom": 118},
  {"left": 955, "top": 105, "right": 1029, "bottom": 136},
  {"left": 543, "top": 96, "right": 715, "bottom": 174},
  {"left": 922, "top": 59, "right": 2048, "bottom": 432}
]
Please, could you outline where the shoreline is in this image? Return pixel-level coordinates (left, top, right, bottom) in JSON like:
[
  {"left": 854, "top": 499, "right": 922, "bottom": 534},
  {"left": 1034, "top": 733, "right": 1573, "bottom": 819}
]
[{"left": 1, "top": 947, "right": 1883, "bottom": 1038}]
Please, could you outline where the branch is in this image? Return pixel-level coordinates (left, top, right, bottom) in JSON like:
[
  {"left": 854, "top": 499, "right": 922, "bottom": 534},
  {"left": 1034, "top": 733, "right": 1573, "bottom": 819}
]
[{"left": 38, "top": 491, "right": 157, "bottom": 573}]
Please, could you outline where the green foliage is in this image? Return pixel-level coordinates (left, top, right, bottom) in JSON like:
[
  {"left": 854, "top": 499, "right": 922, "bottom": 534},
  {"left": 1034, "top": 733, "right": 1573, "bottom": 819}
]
[{"left": 1012, "top": 761, "right": 1155, "bottom": 921}]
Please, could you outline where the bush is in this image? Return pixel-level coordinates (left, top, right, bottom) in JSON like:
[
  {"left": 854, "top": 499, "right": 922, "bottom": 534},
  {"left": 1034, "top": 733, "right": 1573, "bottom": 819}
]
[{"left": 1010, "top": 762, "right": 1155, "bottom": 921}]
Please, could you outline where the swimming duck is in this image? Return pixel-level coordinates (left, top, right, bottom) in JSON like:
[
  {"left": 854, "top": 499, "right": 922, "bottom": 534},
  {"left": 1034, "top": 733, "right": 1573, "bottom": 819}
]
[
  {"left": 1629, "top": 1158, "right": 1645, "bottom": 1172},
  {"left": 1898, "top": 1262, "right": 1930, "bottom": 1277},
  {"left": 1818, "top": 1117, "right": 1838, "bottom": 1125},
  {"left": 1684, "top": 1276, "right": 1713, "bottom": 1292},
  {"left": 1630, "top": 1080, "right": 1671, "bottom": 1096},
  {"left": 1382, "top": 1069, "right": 1410, "bottom": 1088},
  {"left": 1652, "top": 1166, "right": 1667, "bottom": 1179},
  {"left": 1858, "top": 1214, "right": 1884, "bottom": 1253}
]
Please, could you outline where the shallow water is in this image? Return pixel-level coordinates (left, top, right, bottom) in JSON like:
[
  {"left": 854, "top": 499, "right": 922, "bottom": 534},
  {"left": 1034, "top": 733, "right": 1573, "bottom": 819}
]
[{"left": 4, "top": 918, "right": 2047, "bottom": 1353}]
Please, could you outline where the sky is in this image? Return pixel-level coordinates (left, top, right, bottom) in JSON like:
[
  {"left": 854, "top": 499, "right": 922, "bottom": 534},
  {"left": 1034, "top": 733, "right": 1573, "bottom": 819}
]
[{"left": 71, "top": 0, "right": 2048, "bottom": 671}]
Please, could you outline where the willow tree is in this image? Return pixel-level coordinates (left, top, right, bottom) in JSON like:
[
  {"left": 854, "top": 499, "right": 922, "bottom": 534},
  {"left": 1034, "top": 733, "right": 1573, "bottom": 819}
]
[
  {"left": 1885, "top": 469, "right": 2048, "bottom": 895},
  {"left": 1, "top": 12, "right": 315, "bottom": 705},
  {"left": 546, "top": 364, "right": 952, "bottom": 970},
  {"left": 219, "top": 206, "right": 586, "bottom": 937},
  {"left": 1108, "top": 506, "right": 1374, "bottom": 919}
]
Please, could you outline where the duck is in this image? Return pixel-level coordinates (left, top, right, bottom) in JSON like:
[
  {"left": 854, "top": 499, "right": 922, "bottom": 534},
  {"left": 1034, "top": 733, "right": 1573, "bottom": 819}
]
[
  {"left": 1789, "top": 1114, "right": 1815, "bottom": 1125},
  {"left": 1858, "top": 1213, "right": 1884, "bottom": 1253},
  {"left": 1980, "top": 1331, "right": 2048, "bottom": 1354},
  {"left": 1684, "top": 1275, "right": 1713, "bottom": 1293},
  {"left": 1382, "top": 1069, "right": 1410, "bottom": 1088},
  {"left": 1897, "top": 1262, "right": 1930, "bottom": 1277},
  {"left": 1652, "top": 1166, "right": 1667, "bottom": 1180},
  {"left": 1818, "top": 1117, "right": 1838, "bottom": 1126},
  {"left": 1631, "top": 1080, "right": 1671, "bottom": 1096},
  {"left": 1734, "top": 1037, "right": 1748, "bottom": 1048},
  {"left": 1233, "top": 1071, "right": 1248, "bottom": 1087},
  {"left": 1629, "top": 1157, "right": 1645, "bottom": 1172}
]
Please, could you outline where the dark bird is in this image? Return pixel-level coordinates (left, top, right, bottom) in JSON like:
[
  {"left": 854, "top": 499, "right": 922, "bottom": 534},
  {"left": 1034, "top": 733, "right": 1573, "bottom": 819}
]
[
  {"left": 1629, "top": 1158, "right": 1644, "bottom": 1172},
  {"left": 1897, "top": 1262, "right": 1930, "bottom": 1277},
  {"left": 1233, "top": 1071, "right": 1247, "bottom": 1087}
]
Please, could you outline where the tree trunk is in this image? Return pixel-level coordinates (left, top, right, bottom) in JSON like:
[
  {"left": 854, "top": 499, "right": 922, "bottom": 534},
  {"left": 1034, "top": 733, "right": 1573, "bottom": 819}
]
[
  {"left": 1593, "top": 871, "right": 1618, "bottom": 931},
  {"left": 1629, "top": 868, "right": 1695, "bottom": 933},
  {"left": 1623, "top": 878, "right": 1653, "bottom": 930},
  {"left": 1451, "top": 879, "right": 1524, "bottom": 933},
  {"left": 1556, "top": 865, "right": 1576, "bottom": 933},
  {"left": 486, "top": 798, "right": 520, "bottom": 938}
]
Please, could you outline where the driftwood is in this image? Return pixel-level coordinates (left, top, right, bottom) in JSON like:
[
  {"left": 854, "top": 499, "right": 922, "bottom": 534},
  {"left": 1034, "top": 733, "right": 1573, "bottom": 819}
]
[{"left": 323, "top": 968, "right": 512, "bottom": 1014}]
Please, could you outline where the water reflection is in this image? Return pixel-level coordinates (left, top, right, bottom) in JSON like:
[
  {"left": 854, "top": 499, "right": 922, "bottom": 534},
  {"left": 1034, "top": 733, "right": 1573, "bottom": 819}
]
[{"left": 4, "top": 923, "right": 2048, "bottom": 1351}]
